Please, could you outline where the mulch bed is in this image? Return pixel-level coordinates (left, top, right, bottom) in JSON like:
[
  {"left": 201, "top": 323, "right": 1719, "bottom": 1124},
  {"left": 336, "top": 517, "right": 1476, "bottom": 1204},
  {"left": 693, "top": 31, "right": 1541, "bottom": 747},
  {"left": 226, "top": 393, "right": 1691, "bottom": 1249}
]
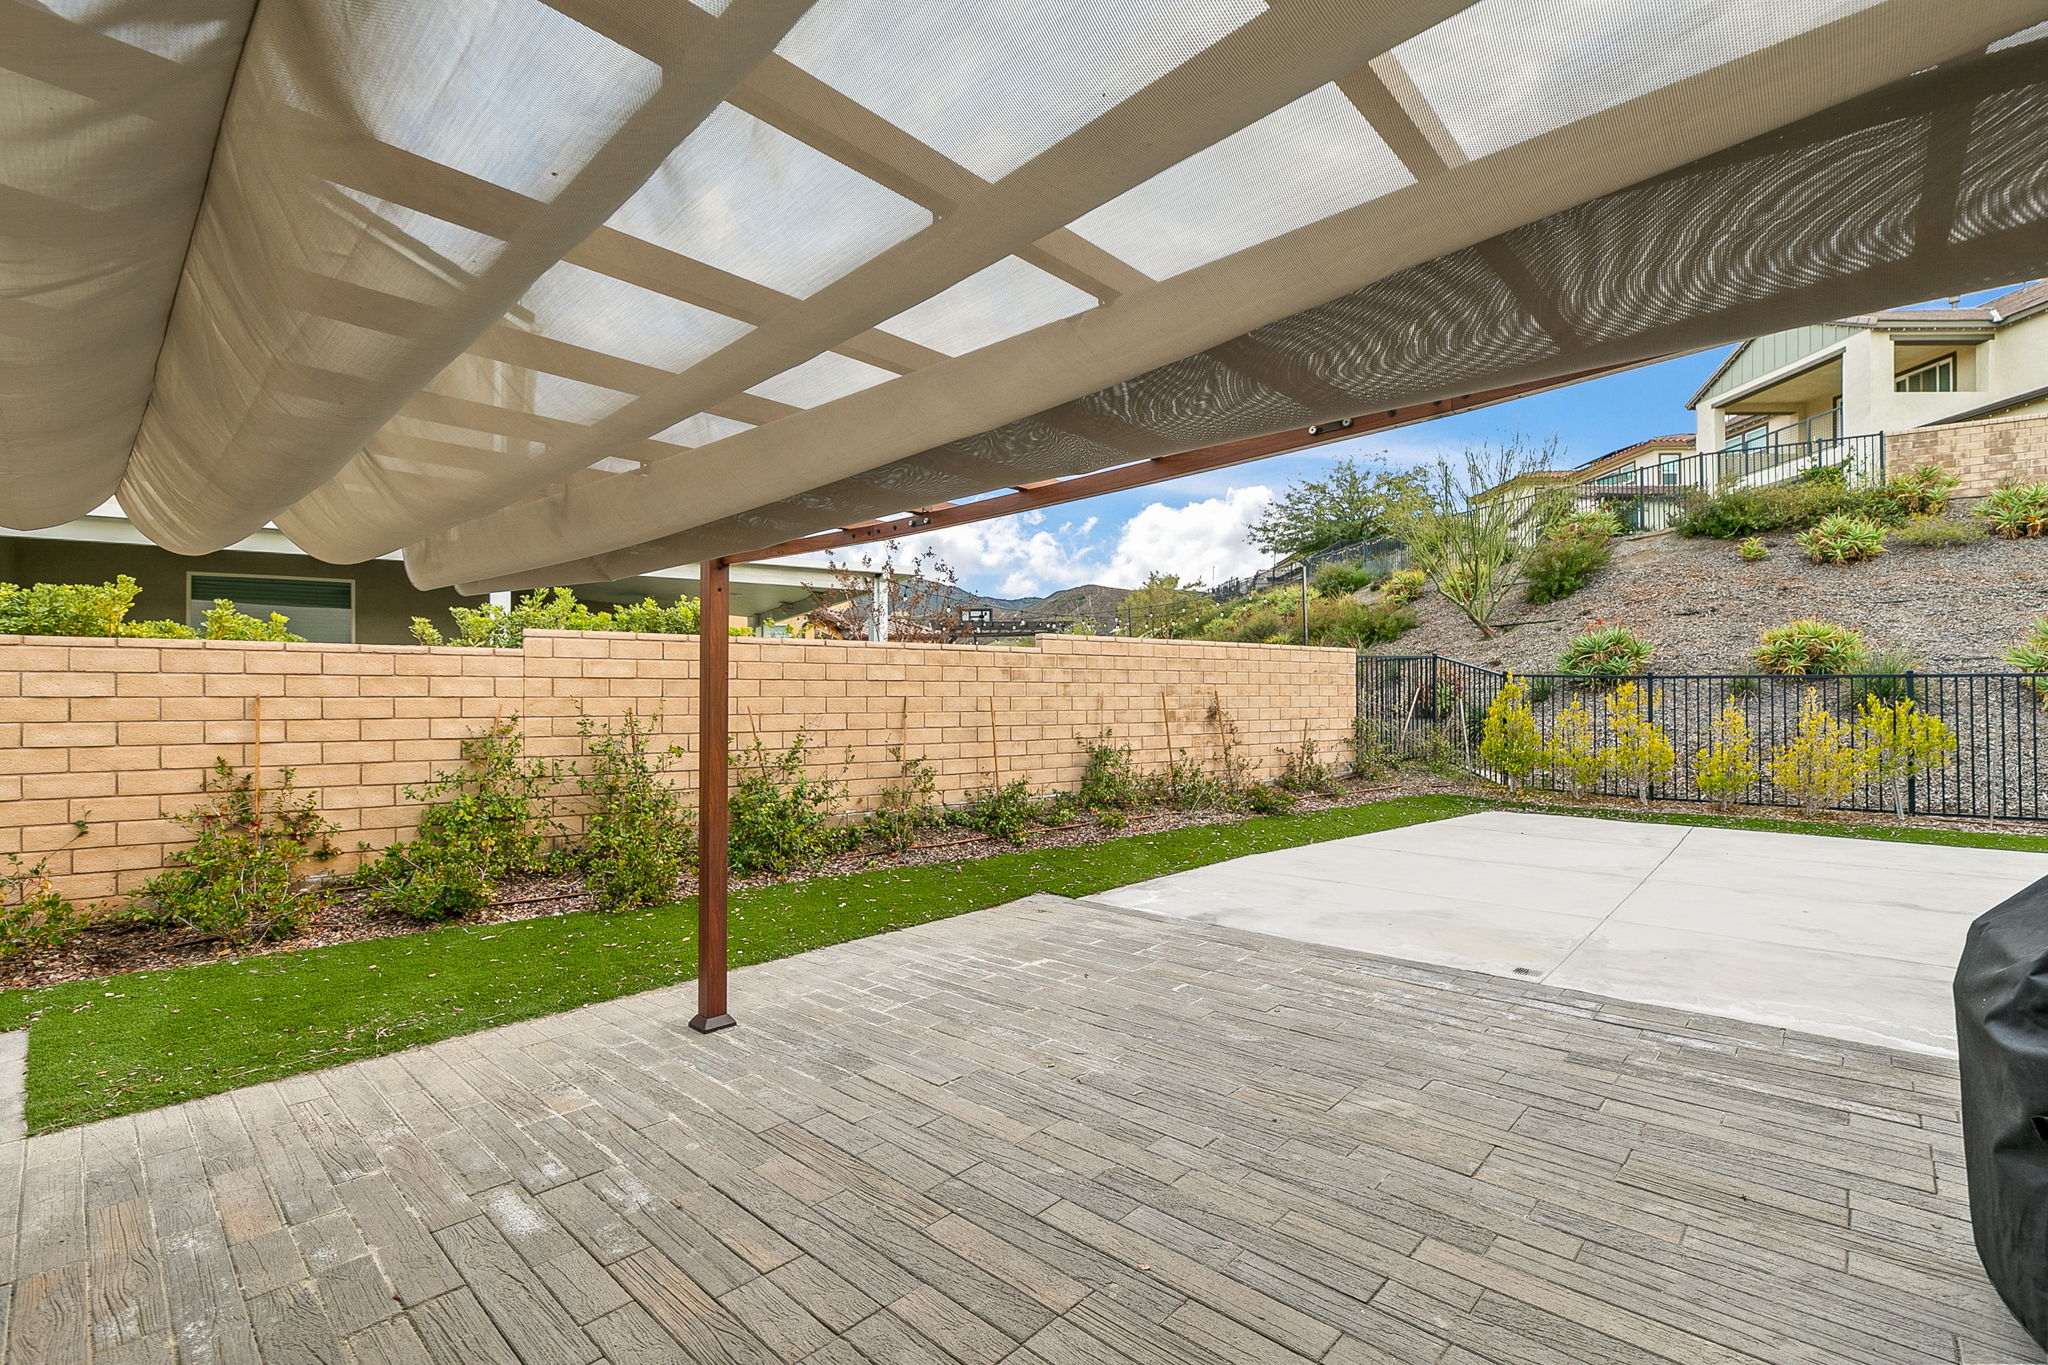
[{"left": 11, "top": 771, "right": 2042, "bottom": 994}]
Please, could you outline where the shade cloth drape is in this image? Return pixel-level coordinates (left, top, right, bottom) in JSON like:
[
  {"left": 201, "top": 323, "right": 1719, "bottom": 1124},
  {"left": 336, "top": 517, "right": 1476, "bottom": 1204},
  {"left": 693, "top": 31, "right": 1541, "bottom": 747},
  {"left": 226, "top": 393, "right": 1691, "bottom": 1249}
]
[{"left": 3, "top": 0, "right": 2045, "bottom": 589}]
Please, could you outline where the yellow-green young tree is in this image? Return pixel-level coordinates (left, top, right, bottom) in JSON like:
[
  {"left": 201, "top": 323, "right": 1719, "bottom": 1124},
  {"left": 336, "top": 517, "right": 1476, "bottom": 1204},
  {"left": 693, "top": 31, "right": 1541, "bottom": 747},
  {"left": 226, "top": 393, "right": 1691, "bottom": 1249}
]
[
  {"left": 1691, "top": 702, "right": 1759, "bottom": 811},
  {"left": 1545, "top": 695, "right": 1607, "bottom": 799},
  {"left": 1855, "top": 695, "right": 1955, "bottom": 818},
  {"left": 1768, "top": 688, "right": 1865, "bottom": 816},
  {"left": 1602, "top": 680, "right": 1675, "bottom": 808},
  {"left": 1478, "top": 675, "right": 1544, "bottom": 792}
]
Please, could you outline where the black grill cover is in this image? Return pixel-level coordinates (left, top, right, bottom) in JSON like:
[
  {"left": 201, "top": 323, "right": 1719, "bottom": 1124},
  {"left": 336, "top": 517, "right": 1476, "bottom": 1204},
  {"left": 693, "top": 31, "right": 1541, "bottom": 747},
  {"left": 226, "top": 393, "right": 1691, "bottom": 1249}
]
[{"left": 1957, "top": 873, "right": 2048, "bottom": 1353}]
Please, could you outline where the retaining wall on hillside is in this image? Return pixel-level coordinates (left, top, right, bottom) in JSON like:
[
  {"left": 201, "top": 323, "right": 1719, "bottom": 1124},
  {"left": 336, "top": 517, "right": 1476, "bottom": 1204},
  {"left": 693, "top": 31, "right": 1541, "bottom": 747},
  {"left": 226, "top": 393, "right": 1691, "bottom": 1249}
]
[
  {"left": 1891, "top": 412, "right": 2048, "bottom": 494},
  {"left": 0, "top": 631, "right": 1356, "bottom": 901}
]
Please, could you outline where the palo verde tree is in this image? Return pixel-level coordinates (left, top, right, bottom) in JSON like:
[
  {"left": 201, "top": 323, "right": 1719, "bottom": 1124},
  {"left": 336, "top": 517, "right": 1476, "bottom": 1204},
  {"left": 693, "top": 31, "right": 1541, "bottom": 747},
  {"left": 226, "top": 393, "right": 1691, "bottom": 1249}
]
[
  {"left": 1854, "top": 694, "right": 1955, "bottom": 818},
  {"left": 1478, "top": 674, "right": 1544, "bottom": 793},
  {"left": 1602, "top": 680, "right": 1675, "bottom": 808},
  {"left": 1402, "top": 435, "right": 1567, "bottom": 638},
  {"left": 1247, "top": 456, "right": 1431, "bottom": 559}
]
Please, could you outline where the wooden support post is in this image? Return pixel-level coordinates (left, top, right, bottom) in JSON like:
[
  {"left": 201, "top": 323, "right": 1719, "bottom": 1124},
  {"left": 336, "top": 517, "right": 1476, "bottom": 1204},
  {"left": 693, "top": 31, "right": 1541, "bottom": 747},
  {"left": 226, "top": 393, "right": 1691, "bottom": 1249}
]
[{"left": 691, "top": 557, "right": 736, "bottom": 1035}]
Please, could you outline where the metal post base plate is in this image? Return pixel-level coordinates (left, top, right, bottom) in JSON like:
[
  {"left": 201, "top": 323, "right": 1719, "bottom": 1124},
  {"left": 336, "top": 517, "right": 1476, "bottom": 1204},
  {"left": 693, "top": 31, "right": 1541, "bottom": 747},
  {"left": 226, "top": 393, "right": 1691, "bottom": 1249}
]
[{"left": 689, "top": 1014, "right": 738, "bottom": 1034}]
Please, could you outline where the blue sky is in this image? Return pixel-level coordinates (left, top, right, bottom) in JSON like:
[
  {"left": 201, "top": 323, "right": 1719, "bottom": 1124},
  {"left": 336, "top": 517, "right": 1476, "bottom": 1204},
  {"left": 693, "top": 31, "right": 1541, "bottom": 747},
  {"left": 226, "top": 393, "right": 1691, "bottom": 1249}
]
[{"left": 853, "top": 284, "right": 2026, "bottom": 598}]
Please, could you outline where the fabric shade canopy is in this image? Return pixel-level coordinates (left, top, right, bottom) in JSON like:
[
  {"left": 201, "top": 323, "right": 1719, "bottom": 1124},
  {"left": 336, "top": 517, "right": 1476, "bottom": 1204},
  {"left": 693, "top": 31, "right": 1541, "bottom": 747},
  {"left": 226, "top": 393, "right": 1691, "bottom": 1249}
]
[{"left": 5, "top": 1, "right": 2047, "bottom": 591}]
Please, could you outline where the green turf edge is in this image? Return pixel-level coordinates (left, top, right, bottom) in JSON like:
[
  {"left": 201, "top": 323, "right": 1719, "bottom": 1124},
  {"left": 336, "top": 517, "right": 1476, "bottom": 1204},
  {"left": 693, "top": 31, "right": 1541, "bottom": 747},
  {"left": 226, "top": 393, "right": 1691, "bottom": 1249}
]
[{"left": 13, "top": 791, "right": 2048, "bottom": 1134}]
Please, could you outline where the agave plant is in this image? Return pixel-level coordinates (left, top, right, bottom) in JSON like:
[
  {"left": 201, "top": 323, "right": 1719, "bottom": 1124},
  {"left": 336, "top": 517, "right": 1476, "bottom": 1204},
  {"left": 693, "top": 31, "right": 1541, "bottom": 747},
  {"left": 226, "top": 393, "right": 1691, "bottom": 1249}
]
[
  {"left": 1984, "top": 484, "right": 2048, "bottom": 539},
  {"left": 1557, "top": 622, "right": 1653, "bottom": 677},
  {"left": 1794, "top": 513, "right": 1886, "bottom": 564},
  {"left": 1753, "top": 619, "right": 1869, "bottom": 675}
]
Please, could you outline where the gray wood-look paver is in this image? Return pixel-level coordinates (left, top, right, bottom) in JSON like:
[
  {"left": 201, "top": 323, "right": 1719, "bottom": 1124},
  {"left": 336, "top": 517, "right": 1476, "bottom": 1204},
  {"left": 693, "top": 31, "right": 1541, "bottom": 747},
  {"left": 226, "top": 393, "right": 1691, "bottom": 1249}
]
[{"left": 0, "top": 892, "right": 2039, "bottom": 1364}]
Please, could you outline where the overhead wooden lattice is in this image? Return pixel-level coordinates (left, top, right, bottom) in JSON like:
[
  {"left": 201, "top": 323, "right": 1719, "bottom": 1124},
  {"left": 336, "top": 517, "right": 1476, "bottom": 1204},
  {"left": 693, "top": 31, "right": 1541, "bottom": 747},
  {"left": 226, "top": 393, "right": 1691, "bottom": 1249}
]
[{"left": 5, "top": 0, "right": 2047, "bottom": 590}]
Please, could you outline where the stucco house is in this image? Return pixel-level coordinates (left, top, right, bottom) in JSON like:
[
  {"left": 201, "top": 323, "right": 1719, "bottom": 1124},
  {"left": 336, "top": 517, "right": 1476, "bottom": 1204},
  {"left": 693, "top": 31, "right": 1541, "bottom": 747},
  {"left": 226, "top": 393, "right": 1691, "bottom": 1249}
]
[
  {"left": 0, "top": 503, "right": 860, "bottom": 643},
  {"left": 1690, "top": 280, "right": 2048, "bottom": 452}
]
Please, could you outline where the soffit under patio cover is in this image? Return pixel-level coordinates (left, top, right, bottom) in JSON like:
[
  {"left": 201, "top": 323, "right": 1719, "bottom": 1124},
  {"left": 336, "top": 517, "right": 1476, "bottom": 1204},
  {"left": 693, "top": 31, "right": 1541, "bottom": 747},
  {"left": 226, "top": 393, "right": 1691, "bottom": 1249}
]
[{"left": 4, "top": 3, "right": 2046, "bottom": 591}]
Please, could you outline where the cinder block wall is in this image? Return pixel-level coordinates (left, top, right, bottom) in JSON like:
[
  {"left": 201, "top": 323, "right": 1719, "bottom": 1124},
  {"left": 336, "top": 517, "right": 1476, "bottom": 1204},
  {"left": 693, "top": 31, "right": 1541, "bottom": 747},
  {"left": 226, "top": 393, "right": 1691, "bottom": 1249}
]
[
  {"left": 0, "top": 631, "right": 1357, "bottom": 902},
  {"left": 1888, "top": 413, "right": 2048, "bottom": 494}
]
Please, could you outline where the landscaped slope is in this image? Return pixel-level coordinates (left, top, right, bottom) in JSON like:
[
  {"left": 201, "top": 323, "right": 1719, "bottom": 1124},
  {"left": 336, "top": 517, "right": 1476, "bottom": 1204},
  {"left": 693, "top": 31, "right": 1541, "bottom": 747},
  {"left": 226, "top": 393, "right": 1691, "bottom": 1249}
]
[{"left": 1372, "top": 528, "right": 2048, "bottom": 673}]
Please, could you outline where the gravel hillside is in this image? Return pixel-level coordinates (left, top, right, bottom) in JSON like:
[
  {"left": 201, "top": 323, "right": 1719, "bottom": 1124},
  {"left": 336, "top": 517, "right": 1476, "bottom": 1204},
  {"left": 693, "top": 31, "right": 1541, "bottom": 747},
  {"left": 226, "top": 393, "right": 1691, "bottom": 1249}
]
[{"left": 1369, "top": 526, "right": 2048, "bottom": 673}]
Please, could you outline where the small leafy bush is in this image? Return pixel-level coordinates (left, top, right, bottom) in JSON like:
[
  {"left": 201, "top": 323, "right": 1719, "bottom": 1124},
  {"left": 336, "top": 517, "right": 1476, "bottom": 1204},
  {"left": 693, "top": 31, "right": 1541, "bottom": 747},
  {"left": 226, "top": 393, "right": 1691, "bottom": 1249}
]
[
  {"left": 359, "top": 718, "right": 562, "bottom": 921},
  {"left": 1768, "top": 688, "right": 1865, "bottom": 815},
  {"left": 1311, "top": 562, "right": 1373, "bottom": 598},
  {"left": 1984, "top": 483, "right": 2048, "bottom": 539},
  {"left": 952, "top": 779, "right": 1039, "bottom": 844},
  {"left": 1558, "top": 623, "right": 1653, "bottom": 677},
  {"left": 1737, "top": 537, "right": 1769, "bottom": 562},
  {"left": 1077, "top": 732, "right": 1144, "bottom": 826},
  {"left": 1847, "top": 648, "right": 1918, "bottom": 707},
  {"left": 1856, "top": 695, "right": 1954, "bottom": 818},
  {"left": 1351, "top": 717, "right": 1397, "bottom": 780},
  {"left": 1244, "top": 783, "right": 1298, "bottom": 815},
  {"left": 1559, "top": 508, "right": 1625, "bottom": 540},
  {"left": 1601, "top": 680, "right": 1675, "bottom": 807},
  {"left": 130, "top": 760, "right": 336, "bottom": 946},
  {"left": 1794, "top": 513, "right": 1885, "bottom": 565},
  {"left": 1675, "top": 476, "right": 1904, "bottom": 540},
  {"left": 578, "top": 711, "right": 691, "bottom": 907},
  {"left": 729, "top": 731, "right": 851, "bottom": 877},
  {"left": 1380, "top": 569, "right": 1426, "bottom": 604},
  {"left": 1752, "top": 619, "right": 1868, "bottom": 675},
  {"left": 411, "top": 586, "right": 727, "bottom": 648},
  {"left": 0, "top": 854, "right": 82, "bottom": 957},
  {"left": 195, "top": 600, "right": 304, "bottom": 642},
  {"left": 1879, "top": 464, "right": 1959, "bottom": 516},
  {"left": 2005, "top": 618, "right": 2048, "bottom": 700},
  {"left": 1275, "top": 734, "right": 1339, "bottom": 795},
  {"left": 1523, "top": 526, "right": 1611, "bottom": 605},
  {"left": 1144, "top": 751, "right": 1229, "bottom": 810},
  {"left": 1890, "top": 514, "right": 1985, "bottom": 548},
  {"left": 1691, "top": 704, "right": 1759, "bottom": 810},
  {"left": 1478, "top": 675, "right": 1543, "bottom": 792},
  {"left": 0, "top": 576, "right": 306, "bottom": 641},
  {"left": 861, "top": 747, "right": 945, "bottom": 852},
  {"left": 1545, "top": 696, "right": 1607, "bottom": 799}
]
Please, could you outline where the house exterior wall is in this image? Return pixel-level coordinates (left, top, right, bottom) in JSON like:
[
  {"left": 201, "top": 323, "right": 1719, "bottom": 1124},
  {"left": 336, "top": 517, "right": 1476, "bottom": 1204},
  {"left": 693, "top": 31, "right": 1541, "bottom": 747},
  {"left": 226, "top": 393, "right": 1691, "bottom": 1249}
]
[
  {"left": 0, "top": 537, "right": 478, "bottom": 645},
  {"left": 1887, "top": 412, "right": 2048, "bottom": 496},
  {"left": 0, "top": 631, "right": 1357, "bottom": 903}
]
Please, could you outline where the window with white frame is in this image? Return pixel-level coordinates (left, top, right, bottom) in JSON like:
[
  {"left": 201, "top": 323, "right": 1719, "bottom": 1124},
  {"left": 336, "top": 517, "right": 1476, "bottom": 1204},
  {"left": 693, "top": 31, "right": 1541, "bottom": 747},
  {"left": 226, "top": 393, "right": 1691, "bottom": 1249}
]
[{"left": 1895, "top": 354, "right": 1956, "bottom": 393}]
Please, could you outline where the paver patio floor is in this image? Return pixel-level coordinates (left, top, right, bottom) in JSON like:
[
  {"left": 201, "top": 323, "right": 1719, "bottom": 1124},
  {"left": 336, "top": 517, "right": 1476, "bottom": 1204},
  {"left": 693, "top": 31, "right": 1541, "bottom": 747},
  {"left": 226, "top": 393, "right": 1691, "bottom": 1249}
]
[
  {"left": 1095, "top": 811, "right": 2048, "bottom": 1055},
  {"left": 4, "top": 894, "right": 2038, "bottom": 1364}
]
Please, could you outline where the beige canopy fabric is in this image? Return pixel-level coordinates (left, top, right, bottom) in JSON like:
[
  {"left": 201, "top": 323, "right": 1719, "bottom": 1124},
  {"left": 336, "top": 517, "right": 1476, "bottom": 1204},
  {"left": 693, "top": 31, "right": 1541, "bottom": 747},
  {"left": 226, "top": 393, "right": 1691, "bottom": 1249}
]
[{"left": 3, "top": 1, "right": 2046, "bottom": 590}]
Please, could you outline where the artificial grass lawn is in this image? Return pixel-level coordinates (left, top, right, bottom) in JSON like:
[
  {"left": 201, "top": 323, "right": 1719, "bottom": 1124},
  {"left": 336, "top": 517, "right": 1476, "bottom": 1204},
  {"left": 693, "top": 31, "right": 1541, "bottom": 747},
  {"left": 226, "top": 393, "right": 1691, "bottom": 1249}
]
[{"left": 10, "top": 791, "right": 2048, "bottom": 1134}]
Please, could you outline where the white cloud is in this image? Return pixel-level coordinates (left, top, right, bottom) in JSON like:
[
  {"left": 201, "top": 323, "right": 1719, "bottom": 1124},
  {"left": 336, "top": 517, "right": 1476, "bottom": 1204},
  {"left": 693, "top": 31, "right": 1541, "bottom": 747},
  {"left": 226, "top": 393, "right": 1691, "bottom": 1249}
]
[{"left": 1104, "top": 486, "right": 1270, "bottom": 590}]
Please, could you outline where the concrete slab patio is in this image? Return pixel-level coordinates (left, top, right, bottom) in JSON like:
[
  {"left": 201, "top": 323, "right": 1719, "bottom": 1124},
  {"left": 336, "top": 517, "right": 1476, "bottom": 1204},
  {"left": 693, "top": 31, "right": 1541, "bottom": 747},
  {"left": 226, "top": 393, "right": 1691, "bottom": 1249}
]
[
  {"left": 2, "top": 896, "right": 2039, "bottom": 1364},
  {"left": 1093, "top": 811, "right": 2048, "bottom": 1055}
]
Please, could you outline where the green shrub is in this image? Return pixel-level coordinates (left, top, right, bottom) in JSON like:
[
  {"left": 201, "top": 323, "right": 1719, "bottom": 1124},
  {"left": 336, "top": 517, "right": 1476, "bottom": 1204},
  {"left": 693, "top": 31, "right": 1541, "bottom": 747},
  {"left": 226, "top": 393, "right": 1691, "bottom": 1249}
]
[
  {"left": 130, "top": 760, "right": 336, "bottom": 946},
  {"left": 1602, "top": 680, "right": 1675, "bottom": 808},
  {"left": 1675, "top": 475, "right": 1904, "bottom": 540},
  {"left": 1275, "top": 734, "right": 1339, "bottom": 795},
  {"left": 1752, "top": 619, "right": 1868, "bottom": 675},
  {"left": 1478, "top": 675, "right": 1544, "bottom": 792},
  {"left": 1311, "top": 562, "right": 1373, "bottom": 598},
  {"left": 0, "top": 576, "right": 306, "bottom": 641},
  {"left": 2005, "top": 618, "right": 2048, "bottom": 700},
  {"left": 0, "top": 854, "right": 82, "bottom": 957},
  {"left": 1244, "top": 783, "right": 1298, "bottom": 815},
  {"left": 1847, "top": 648, "right": 1918, "bottom": 707},
  {"left": 1856, "top": 695, "right": 1954, "bottom": 819},
  {"left": 577, "top": 711, "right": 691, "bottom": 907},
  {"left": 1192, "top": 591, "right": 1413, "bottom": 647},
  {"left": 358, "top": 719, "right": 561, "bottom": 921},
  {"left": 1691, "top": 703, "right": 1759, "bottom": 811},
  {"left": 1351, "top": 717, "right": 1397, "bottom": 780},
  {"left": 727, "top": 731, "right": 851, "bottom": 877},
  {"left": 1879, "top": 464, "right": 1959, "bottom": 516},
  {"left": 1144, "top": 751, "right": 1228, "bottom": 810},
  {"left": 1984, "top": 484, "right": 2048, "bottom": 539},
  {"left": 1768, "top": 688, "right": 1865, "bottom": 815},
  {"left": 1737, "top": 537, "right": 1769, "bottom": 562},
  {"left": 1523, "top": 524, "right": 1612, "bottom": 605},
  {"left": 411, "top": 587, "right": 730, "bottom": 648},
  {"left": 952, "top": 779, "right": 1039, "bottom": 844},
  {"left": 1380, "top": 569, "right": 1426, "bottom": 604},
  {"left": 1559, "top": 508, "right": 1625, "bottom": 539},
  {"left": 1077, "top": 731, "right": 1144, "bottom": 826},
  {"left": 860, "top": 747, "right": 945, "bottom": 852},
  {"left": 195, "top": 599, "right": 304, "bottom": 642},
  {"left": 1557, "top": 623, "right": 1653, "bottom": 677},
  {"left": 1795, "top": 513, "right": 1886, "bottom": 565},
  {"left": 1890, "top": 514, "right": 1985, "bottom": 548}
]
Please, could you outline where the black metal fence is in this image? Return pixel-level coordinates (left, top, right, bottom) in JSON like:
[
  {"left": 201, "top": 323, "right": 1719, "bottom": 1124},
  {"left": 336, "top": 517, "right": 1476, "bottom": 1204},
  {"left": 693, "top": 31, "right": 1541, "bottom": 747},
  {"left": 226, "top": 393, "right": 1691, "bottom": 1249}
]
[{"left": 1359, "top": 653, "right": 2048, "bottom": 821}]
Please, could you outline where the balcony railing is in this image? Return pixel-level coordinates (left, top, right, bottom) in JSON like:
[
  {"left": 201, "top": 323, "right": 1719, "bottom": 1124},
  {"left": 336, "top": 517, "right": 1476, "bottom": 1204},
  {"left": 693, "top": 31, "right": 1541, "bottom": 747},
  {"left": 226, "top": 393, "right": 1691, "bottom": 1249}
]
[{"left": 1565, "top": 431, "right": 1885, "bottom": 531}]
